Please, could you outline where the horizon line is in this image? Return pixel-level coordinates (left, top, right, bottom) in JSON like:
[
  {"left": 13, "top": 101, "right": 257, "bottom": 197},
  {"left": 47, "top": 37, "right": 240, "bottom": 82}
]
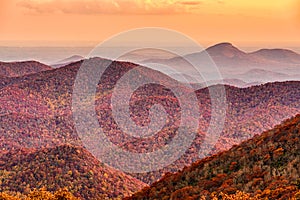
[{"left": 1, "top": 42, "right": 300, "bottom": 54}]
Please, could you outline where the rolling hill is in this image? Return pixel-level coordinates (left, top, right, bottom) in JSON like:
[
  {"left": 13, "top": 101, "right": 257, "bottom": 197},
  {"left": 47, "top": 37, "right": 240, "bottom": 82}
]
[
  {"left": 125, "top": 81, "right": 300, "bottom": 183},
  {"left": 0, "top": 144, "right": 146, "bottom": 199},
  {"left": 0, "top": 61, "right": 52, "bottom": 77},
  {"left": 250, "top": 48, "right": 300, "bottom": 64},
  {"left": 125, "top": 114, "right": 300, "bottom": 200},
  {"left": 0, "top": 58, "right": 299, "bottom": 185}
]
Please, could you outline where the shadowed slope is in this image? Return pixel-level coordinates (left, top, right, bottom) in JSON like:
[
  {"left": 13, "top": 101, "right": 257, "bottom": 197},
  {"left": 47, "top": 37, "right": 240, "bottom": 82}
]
[{"left": 126, "top": 114, "right": 300, "bottom": 199}]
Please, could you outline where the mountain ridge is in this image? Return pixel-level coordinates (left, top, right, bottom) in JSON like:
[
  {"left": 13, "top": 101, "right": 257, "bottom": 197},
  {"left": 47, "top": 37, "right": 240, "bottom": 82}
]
[
  {"left": 0, "top": 60, "right": 52, "bottom": 77},
  {"left": 0, "top": 58, "right": 299, "bottom": 185},
  {"left": 0, "top": 144, "right": 147, "bottom": 199},
  {"left": 125, "top": 114, "right": 300, "bottom": 199}
]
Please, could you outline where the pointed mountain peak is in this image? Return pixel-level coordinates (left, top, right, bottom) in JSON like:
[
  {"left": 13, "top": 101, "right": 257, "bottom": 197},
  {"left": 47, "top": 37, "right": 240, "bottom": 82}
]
[
  {"left": 206, "top": 42, "right": 246, "bottom": 58},
  {"left": 211, "top": 42, "right": 234, "bottom": 47}
]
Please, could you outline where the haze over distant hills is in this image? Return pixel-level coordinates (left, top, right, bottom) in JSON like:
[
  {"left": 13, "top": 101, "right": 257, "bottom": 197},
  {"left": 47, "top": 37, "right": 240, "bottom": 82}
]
[
  {"left": 0, "top": 45, "right": 299, "bottom": 199},
  {"left": 51, "top": 55, "right": 85, "bottom": 68},
  {"left": 0, "top": 57, "right": 299, "bottom": 187},
  {"left": 185, "top": 42, "right": 300, "bottom": 73},
  {"left": 133, "top": 42, "right": 300, "bottom": 87},
  {"left": 250, "top": 48, "right": 300, "bottom": 64},
  {"left": 1, "top": 42, "right": 300, "bottom": 88}
]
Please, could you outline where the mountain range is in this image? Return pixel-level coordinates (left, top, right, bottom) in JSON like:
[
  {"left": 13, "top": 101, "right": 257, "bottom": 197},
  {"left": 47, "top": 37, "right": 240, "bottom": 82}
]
[
  {"left": 138, "top": 43, "right": 300, "bottom": 87},
  {"left": 0, "top": 43, "right": 299, "bottom": 199},
  {"left": 7, "top": 42, "right": 298, "bottom": 87}
]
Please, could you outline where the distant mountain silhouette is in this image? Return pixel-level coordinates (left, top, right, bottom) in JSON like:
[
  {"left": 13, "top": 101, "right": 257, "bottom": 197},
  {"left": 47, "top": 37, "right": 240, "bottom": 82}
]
[
  {"left": 139, "top": 43, "right": 300, "bottom": 87},
  {"left": 51, "top": 55, "right": 85, "bottom": 68},
  {"left": 186, "top": 43, "right": 300, "bottom": 72},
  {"left": 191, "top": 78, "right": 261, "bottom": 88},
  {"left": 250, "top": 48, "right": 300, "bottom": 64},
  {"left": 228, "top": 68, "right": 300, "bottom": 83},
  {"left": 186, "top": 42, "right": 300, "bottom": 66}
]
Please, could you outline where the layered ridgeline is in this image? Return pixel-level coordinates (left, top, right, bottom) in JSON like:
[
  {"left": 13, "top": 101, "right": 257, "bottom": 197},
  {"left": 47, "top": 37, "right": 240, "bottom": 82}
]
[
  {"left": 125, "top": 114, "right": 300, "bottom": 200},
  {"left": 0, "top": 61, "right": 52, "bottom": 77},
  {"left": 0, "top": 58, "right": 299, "bottom": 186},
  {"left": 0, "top": 144, "right": 146, "bottom": 199},
  {"left": 141, "top": 43, "right": 300, "bottom": 86}
]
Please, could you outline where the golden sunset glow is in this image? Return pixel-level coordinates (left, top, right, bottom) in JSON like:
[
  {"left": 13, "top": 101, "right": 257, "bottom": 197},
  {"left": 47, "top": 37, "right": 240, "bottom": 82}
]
[{"left": 0, "top": 0, "right": 299, "bottom": 47}]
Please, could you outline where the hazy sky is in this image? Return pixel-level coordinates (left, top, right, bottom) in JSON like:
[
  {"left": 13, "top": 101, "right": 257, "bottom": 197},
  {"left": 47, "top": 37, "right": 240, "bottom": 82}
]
[{"left": 0, "top": 0, "right": 299, "bottom": 48}]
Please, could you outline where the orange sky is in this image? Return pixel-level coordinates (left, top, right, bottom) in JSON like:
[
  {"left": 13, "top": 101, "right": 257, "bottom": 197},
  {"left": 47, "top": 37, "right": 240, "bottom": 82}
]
[{"left": 0, "top": 0, "right": 299, "bottom": 47}]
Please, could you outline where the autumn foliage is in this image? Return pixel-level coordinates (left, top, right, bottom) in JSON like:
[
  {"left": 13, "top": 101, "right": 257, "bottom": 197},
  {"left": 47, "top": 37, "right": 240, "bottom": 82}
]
[
  {"left": 0, "top": 58, "right": 300, "bottom": 199},
  {"left": 0, "top": 187, "right": 78, "bottom": 200},
  {"left": 126, "top": 115, "right": 300, "bottom": 200},
  {"left": 0, "top": 145, "right": 146, "bottom": 199}
]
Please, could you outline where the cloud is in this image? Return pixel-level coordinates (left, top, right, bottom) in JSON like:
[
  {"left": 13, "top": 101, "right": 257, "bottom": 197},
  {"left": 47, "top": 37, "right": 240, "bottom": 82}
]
[
  {"left": 17, "top": 0, "right": 204, "bottom": 15},
  {"left": 177, "top": 1, "right": 202, "bottom": 6}
]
